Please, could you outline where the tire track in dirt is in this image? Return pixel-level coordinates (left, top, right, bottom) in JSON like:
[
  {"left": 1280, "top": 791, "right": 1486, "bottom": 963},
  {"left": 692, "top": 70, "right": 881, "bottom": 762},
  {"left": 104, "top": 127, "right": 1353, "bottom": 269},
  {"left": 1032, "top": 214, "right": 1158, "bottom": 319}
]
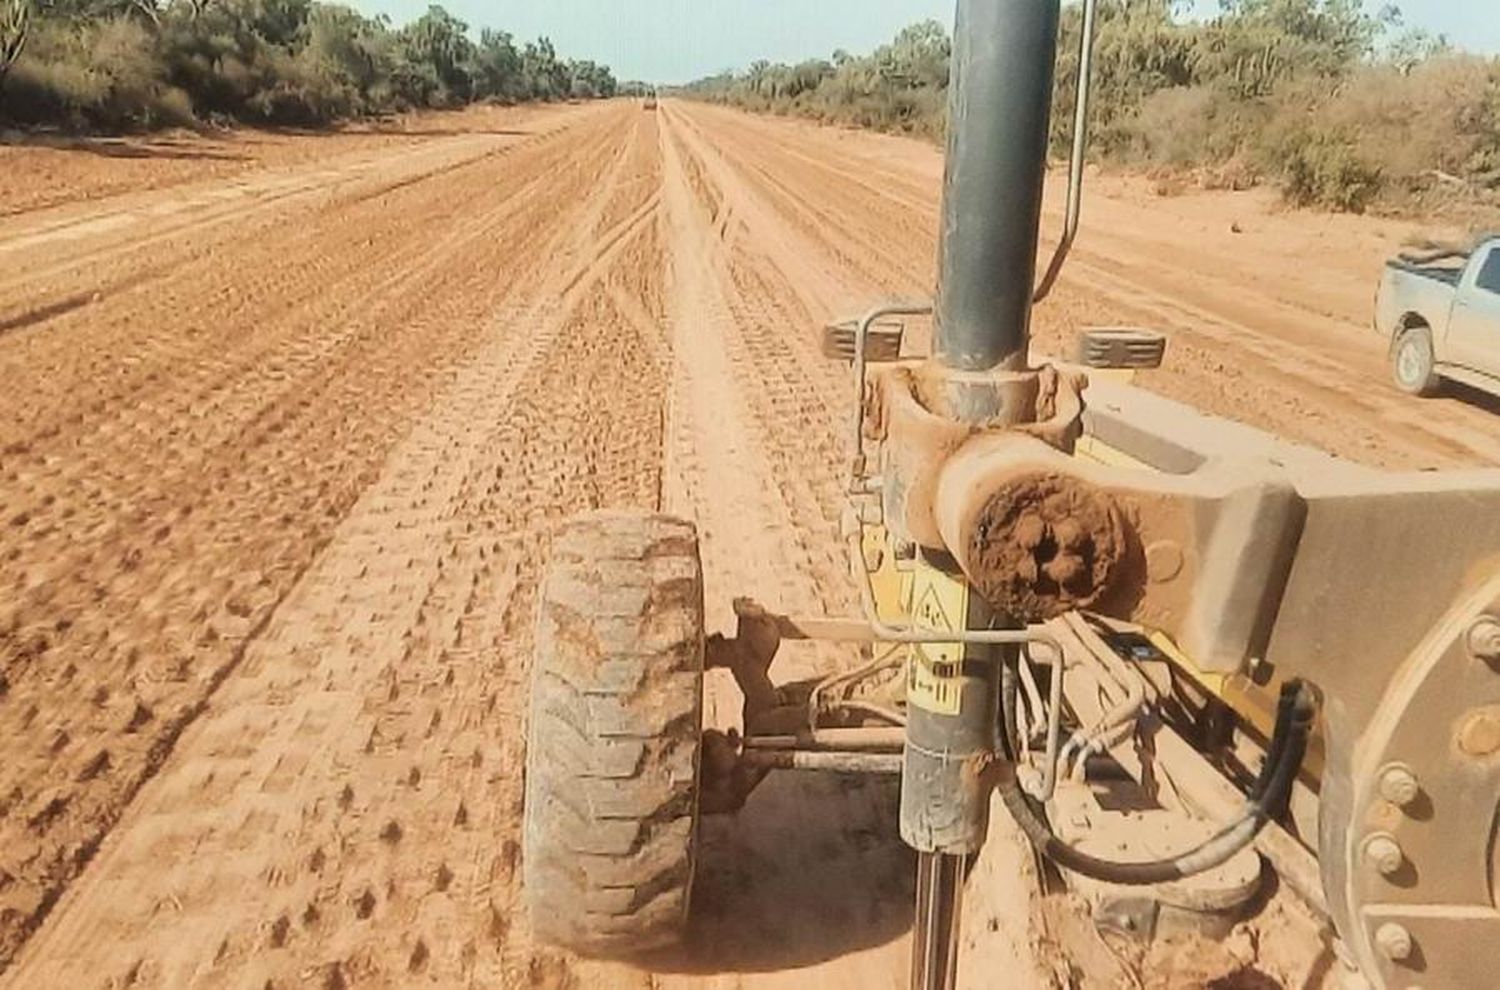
[
  {"left": 649, "top": 103, "right": 1059, "bottom": 990},
  {"left": 10, "top": 94, "right": 1463, "bottom": 990},
  {"left": 0, "top": 104, "right": 638, "bottom": 976},
  {"left": 659, "top": 106, "right": 887, "bottom": 615},
  {"left": 0, "top": 117, "right": 621, "bottom": 465},
  {"left": 676, "top": 103, "right": 1500, "bottom": 471},
  {"left": 0, "top": 106, "right": 599, "bottom": 324},
  {"left": 2, "top": 103, "right": 681, "bottom": 990},
  {"left": 560, "top": 106, "right": 916, "bottom": 990},
  {"left": 4, "top": 97, "right": 963, "bottom": 990}
]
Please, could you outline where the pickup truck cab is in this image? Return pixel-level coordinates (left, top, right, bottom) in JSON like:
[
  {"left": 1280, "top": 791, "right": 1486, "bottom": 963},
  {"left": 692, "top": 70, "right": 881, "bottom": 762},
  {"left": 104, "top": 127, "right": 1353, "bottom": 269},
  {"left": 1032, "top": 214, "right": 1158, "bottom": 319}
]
[{"left": 1376, "top": 235, "right": 1500, "bottom": 396}]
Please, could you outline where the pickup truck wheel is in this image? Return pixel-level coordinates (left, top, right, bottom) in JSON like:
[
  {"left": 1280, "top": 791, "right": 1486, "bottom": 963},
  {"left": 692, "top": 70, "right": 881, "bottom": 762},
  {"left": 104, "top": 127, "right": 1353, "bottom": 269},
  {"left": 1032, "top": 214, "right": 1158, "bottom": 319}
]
[
  {"left": 523, "top": 510, "right": 705, "bottom": 959},
  {"left": 1393, "top": 327, "right": 1441, "bottom": 397}
]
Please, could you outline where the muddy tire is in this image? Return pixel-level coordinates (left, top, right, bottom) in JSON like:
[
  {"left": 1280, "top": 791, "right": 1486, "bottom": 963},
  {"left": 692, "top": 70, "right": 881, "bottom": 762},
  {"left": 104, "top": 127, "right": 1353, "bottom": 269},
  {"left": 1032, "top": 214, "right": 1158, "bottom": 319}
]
[
  {"left": 1393, "top": 326, "right": 1441, "bottom": 397},
  {"left": 523, "top": 510, "right": 705, "bottom": 958}
]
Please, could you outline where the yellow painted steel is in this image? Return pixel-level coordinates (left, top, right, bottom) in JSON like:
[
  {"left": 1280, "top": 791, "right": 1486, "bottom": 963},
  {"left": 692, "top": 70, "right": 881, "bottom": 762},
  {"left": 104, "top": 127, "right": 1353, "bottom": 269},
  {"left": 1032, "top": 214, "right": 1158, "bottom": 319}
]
[
  {"left": 1076, "top": 432, "right": 1325, "bottom": 775},
  {"left": 857, "top": 424, "right": 1304, "bottom": 745},
  {"left": 1073, "top": 433, "right": 1151, "bottom": 471},
  {"left": 1077, "top": 435, "right": 1233, "bottom": 693},
  {"left": 859, "top": 525, "right": 971, "bottom": 717},
  {"left": 862, "top": 524, "right": 910, "bottom": 626},
  {"left": 852, "top": 422, "right": 1321, "bottom": 780}
]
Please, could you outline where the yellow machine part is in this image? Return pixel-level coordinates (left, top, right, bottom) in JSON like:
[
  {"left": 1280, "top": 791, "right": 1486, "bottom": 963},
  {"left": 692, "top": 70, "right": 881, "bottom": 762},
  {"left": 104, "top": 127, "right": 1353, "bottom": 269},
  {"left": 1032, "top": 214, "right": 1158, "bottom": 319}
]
[
  {"left": 858, "top": 417, "right": 1324, "bottom": 775},
  {"left": 1074, "top": 431, "right": 1326, "bottom": 778},
  {"left": 861, "top": 525, "right": 974, "bottom": 718}
]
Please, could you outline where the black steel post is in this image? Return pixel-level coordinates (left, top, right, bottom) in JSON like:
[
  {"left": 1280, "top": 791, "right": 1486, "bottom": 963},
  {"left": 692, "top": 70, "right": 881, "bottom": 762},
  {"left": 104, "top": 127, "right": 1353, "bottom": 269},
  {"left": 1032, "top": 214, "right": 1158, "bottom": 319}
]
[
  {"left": 933, "top": 0, "right": 1061, "bottom": 373},
  {"left": 900, "top": 639, "right": 999, "bottom": 855},
  {"left": 901, "top": 595, "right": 1002, "bottom": 990},
  {"left": 906, "top": 6, "right": 1062, "bottom": 984}
]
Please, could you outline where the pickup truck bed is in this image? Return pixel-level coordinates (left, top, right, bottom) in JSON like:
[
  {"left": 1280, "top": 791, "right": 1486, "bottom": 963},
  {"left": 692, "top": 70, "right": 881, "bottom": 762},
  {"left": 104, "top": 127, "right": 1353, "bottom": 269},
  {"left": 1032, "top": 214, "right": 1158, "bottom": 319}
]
[
  {"left": 1385, "top": 260, "right": 1461, "bottom": 287},
  {"left": 1375, "top": 237, "right": 1500, "bottom": 396}
]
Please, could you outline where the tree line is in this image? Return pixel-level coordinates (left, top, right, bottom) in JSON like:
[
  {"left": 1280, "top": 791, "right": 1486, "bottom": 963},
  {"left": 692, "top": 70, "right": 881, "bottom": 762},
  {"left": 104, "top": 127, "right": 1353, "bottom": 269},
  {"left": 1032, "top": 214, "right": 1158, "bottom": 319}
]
[
  {"left": 681, "top": 0, "right": 1498, "bottom": 213},
  {"left": 0, "top": 0, "right": 620, "bottom": 129}
]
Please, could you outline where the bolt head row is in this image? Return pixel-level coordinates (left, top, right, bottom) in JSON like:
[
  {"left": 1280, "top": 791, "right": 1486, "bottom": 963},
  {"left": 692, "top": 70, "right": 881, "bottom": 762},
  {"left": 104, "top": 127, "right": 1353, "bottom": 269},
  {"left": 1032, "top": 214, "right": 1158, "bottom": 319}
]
[
  {"left": 1375, "top": 922, "right": 1413, "bottom": 962},
  {"left": 1377, "top": 763, "right": 1419, "bottom": 807},
  {"left": 1362, "top": 832, "right": 1405, "bottom": 876},
  {"left": 1469, "top": 616, "right": 1500, "bottom": 663}
]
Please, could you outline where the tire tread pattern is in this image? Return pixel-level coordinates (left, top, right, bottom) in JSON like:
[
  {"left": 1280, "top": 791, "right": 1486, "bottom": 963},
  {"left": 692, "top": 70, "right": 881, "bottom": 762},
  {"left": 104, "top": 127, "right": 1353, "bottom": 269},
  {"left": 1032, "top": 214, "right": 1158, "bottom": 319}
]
[{"left": 523, "top": 510, "right": 704, "bottom": 957}]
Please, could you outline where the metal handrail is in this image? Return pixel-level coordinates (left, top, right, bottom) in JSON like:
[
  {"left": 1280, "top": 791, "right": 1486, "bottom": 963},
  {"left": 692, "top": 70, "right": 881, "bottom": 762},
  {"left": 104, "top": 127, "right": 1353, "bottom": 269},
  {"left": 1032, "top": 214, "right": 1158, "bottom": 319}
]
[
  {"left": 841, "top": 529, "right": 1068, "bottom": 799},
  {"left": 1033, "top": 0, "right": 1099, "bottom": 304},
  {"left": 847, "top": 302, "right": 933, "bottom": 493}
]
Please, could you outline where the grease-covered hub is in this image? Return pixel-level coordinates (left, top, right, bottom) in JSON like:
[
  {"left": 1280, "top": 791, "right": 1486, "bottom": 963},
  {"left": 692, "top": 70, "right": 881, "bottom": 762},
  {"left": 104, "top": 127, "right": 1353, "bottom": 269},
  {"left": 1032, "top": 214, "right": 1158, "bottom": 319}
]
[{"left": 967, "top": 474, "right": 1126, "bottom": 619}]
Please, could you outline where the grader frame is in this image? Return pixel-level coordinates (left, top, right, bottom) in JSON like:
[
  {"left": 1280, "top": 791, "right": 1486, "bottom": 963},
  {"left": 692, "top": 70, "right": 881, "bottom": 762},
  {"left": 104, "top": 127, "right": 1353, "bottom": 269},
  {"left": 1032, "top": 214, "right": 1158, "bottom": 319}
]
[{"left": 521, "top": 1, "right": 1500, "bottom": 988}]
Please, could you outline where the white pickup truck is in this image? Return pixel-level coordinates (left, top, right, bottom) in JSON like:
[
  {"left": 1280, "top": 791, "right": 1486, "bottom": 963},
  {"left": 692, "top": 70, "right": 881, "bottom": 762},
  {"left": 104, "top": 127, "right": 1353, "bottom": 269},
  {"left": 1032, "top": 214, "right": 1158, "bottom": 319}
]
[{"left": 1376, "top": 236, "right": 1500, "bottom": 396}]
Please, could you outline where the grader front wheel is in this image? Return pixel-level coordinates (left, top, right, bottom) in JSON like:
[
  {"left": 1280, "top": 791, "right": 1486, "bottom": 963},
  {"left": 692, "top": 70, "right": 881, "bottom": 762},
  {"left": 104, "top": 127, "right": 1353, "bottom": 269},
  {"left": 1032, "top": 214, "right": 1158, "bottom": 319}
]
[{"left": 523, "top": 510, "right": 706, "bottom": 958}]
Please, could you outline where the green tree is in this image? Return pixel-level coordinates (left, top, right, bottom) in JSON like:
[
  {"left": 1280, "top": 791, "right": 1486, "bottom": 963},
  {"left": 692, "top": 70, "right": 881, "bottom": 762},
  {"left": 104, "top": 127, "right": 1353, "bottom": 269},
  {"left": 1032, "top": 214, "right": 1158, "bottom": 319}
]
[
  {"left": 468, "top": 27, "right": 520, "bottom": 100},
  {"left": 1056, "top": 0, "right": 1195, "bottom": 150},
  {"left": 1200, "top": 0, "right": 1399, "bottom": 97},
  {"left": 874, "top": 19, "right": 948, "bottom": 89},
  {"left": 567, "top": 57, "right": 614, "bottom": 99},
  {"left": 399, "top": 4, "right": 473, "bottom": 103},
  {"left": 520, "top": 36, "right": 565, "bottom": 99}
]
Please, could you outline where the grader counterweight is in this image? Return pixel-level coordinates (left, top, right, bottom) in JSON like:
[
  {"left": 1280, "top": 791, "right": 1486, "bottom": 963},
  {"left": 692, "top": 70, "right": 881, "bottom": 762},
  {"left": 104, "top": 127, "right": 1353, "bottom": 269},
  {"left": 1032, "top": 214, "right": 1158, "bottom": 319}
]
[{"left": 521, "top": 2, "right": 1500, "bottom": 988}]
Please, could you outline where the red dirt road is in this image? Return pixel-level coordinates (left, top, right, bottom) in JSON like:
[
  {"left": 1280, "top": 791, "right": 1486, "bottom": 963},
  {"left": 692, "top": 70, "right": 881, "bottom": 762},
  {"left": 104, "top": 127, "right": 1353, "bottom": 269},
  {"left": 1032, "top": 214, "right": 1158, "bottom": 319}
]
[{"left": 0, "top": 100, "right": 1487, "bottom": 990}]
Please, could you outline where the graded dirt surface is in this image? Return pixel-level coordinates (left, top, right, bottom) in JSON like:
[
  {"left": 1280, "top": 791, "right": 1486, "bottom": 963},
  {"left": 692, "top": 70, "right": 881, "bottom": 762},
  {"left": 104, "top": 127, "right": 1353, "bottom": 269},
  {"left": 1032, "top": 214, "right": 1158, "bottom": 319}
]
[
  {"left": 0, "top": 105, "right": 561, "bottom": 218},
  {"left": 0, "top": 99, "right": 1488, "bottom": 990}
]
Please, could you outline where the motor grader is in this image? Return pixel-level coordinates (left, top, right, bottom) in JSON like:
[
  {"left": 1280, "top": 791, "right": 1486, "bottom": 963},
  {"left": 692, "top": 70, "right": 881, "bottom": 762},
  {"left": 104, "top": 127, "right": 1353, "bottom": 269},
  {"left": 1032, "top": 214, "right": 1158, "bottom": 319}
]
[{"left": 521, "top": 1, "right": 1500, "bottom": 988}]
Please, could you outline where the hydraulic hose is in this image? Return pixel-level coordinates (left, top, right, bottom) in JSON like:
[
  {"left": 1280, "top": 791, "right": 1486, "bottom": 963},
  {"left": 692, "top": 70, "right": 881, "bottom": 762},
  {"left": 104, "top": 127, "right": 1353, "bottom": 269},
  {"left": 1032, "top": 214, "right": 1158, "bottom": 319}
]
[
  {"left": 1248, "top": 681, "right": 1299, "bottom": 804},
  {"left": 999, "top": 656, "right": 1021, "bottom": 762},
  {"left": 996, "top": 678, "right": 1317, "bottom": 886}
]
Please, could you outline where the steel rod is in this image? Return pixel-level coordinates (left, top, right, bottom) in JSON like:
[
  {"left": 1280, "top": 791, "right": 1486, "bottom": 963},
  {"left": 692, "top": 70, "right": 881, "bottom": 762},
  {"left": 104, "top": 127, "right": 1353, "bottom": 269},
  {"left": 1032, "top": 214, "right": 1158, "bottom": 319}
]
[
  {"left": 743, "top": 727, "right": 908, "bottom": 751},
  {"left": 911, "top": 852, "right": 966, "bottom": 990},
  {"left": 1033, "top": 0, "right": 1099, "bottom": 304},
  {"left": 737, "top": 750, "right": 903, "bottom": 775},
  {"left": 844, "top": 530, "right": 1065, "bottom": 654},
  {"left": 848, "top": 302, "right": 934, "bottom": 494}
]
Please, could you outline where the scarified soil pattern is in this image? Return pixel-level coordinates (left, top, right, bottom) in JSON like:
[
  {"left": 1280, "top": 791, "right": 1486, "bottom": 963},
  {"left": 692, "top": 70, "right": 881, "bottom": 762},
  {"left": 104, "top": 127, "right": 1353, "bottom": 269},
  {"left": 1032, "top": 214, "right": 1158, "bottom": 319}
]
[{"left": 0, "top": 100, "right": 1486, "bottom": 989}]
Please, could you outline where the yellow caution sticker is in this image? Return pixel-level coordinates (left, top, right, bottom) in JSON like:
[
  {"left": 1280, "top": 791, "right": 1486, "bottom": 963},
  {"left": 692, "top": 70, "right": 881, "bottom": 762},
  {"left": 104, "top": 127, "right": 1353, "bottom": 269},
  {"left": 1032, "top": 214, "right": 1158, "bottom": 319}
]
[{"left": 907, "top": 565, "right": 967, "bottom": 716}]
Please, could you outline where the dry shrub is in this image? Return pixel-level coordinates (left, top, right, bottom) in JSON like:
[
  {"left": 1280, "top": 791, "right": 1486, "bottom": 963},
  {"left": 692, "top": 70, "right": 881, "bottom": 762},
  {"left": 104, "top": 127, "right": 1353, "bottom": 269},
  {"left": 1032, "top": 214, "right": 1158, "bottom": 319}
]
[
  {"left": 4, "top": 17, "right": 192, "bottom": 129},
  {"left": 1197, "top": 156, "right": 1259, "bottom": 192},
  {"left": 1145, "top": 165, "right": 1188, "bottom": 197},
  {"left": 1123, "top": 86, "right": 1220, "bottom": 167},
  {"left": 2, "top": 4, "right": 609, "bottom": 133},
  {"left": 1327, "top": 56, "right": 1499, "bottom": 189},
  {"left": 1271, "top": 128, "right": 1382, "bottom": 212},
  {"left": 1248, "top": 56, "right": 1500, "bottom": 212},
  {"left": 682, "top": 8, "right": 1500, "bottom": 218}
]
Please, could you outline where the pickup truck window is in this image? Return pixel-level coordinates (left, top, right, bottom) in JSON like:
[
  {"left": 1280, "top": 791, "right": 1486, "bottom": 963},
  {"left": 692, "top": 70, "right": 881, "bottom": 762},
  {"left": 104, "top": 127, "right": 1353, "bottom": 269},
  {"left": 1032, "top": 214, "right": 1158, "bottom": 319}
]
[{"left": 1477, "top": 250, "right": 1500, "bottom": 296}]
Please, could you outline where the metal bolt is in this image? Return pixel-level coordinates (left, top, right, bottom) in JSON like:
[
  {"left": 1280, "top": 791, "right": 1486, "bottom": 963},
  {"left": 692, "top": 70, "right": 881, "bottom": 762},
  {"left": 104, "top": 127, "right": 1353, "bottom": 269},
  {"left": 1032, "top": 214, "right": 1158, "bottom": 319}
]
[
  {"left": 1459, "top": 710, "right": 1500, "bottom": 757},
  {"left": 1145, "top": 540, "right": 1185, "bottom": 583},
  {"left": 1377, "top": 763, "right": 1420, "bottom": 808},
  {"left": 1469, "top": 617, "right": 1500, "bottom": 663},
  {"left": 1375, "top": 923, "right": 1414, "bottom": 963},
  {"left": 1362, "top": 833, "right": 1405, "bottom": 876}
]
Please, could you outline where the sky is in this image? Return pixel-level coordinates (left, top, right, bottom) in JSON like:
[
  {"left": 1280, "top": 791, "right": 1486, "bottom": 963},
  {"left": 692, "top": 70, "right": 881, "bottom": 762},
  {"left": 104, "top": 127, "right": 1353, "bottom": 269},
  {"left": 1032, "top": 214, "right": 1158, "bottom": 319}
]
[{"left": 359, "top": 0, "right": 1500, "bottom": 85}]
